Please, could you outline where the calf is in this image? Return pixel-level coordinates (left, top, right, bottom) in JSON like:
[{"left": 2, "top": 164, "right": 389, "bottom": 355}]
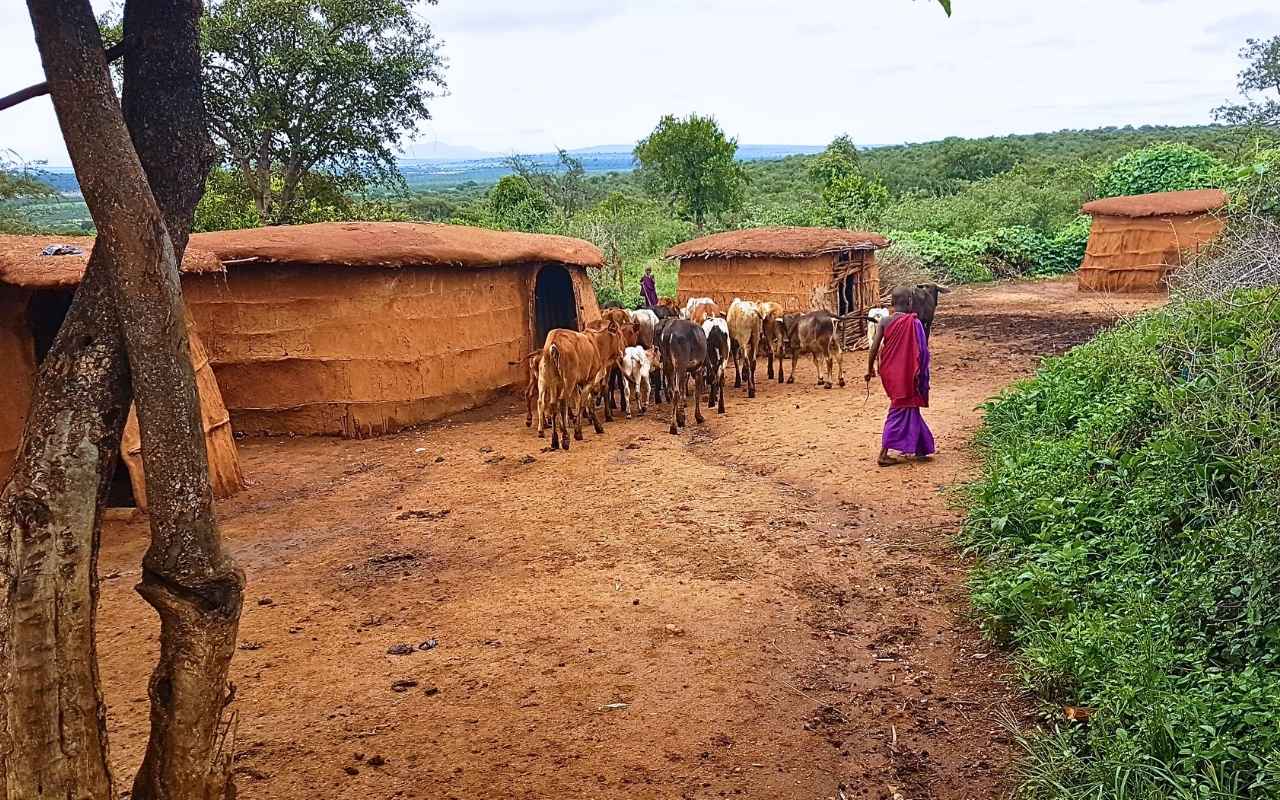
[
  {"left": 536, "top": 329, "right": 602, "bottom": 450},
  {"left": 726, "top": 299, "right": 763, "bottom": 398},
  {"left": 658, "top": 320, "right": 708, "bottom": 435},
  {"left": 702, "top": 318, "right": 729, "bottom": 414},
  {"left": 757, "top": 301, "right": 786, "bottom": 382},
  {"left": 618, "top": 346, "right": 654, "bottom": 418},
  {"left": 780, "top": 310, "right": 845, "bottom": 389},
  {"left": 588, "top": 318, "right": 640, "bottom": 415},
  {"left": 909, "top": 283, "right": 950, "bottom": 339}
]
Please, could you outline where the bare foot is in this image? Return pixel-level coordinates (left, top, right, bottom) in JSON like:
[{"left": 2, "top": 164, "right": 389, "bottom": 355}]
[{"left": 878, "top": 454, "right": 901, "bottom": 467}]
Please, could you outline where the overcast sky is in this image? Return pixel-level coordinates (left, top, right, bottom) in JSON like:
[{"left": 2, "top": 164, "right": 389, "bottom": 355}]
[{"left": 1, "top": 0, "right": 1275, "bottom": 165}]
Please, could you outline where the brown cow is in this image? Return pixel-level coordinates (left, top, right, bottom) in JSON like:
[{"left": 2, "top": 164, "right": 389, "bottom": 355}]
[
  {"left": 536, "top": 322, "right": 625, "bottom": 449},
  {"left": 780, "top": 310, "right": 845, "bottom": 389},
  {"left": 688, "top": 301, "right": 720, "bottom": 325},
  {"left": 725, "top": 299, "right": 763, "bottom": 399}
]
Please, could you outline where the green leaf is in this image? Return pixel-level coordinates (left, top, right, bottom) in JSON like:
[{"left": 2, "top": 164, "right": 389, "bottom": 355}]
[{"left": 937, "top": 0, "right": 952, "bottom": 15}]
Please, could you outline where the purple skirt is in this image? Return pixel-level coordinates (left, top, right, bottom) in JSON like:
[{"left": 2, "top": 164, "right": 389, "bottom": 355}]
[{"left": 882, "top": 407, "right": 936, "bottom": 457}]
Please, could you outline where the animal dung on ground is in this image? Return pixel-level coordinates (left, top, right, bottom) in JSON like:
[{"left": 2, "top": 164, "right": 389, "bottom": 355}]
[
  {"left": 386, "top": 643, "right": 415, "bottom": 656},
  {"left": 395, "top": 509, "right": 450, "bottom": 521},
  {"left": 390, "top": 679, "right": 419, "bottom": 692},
  {"left": 238, "top": 641, "right": 264, "bottom": 651},
  {"left": 418, "top": 639, "right": 439, "bottom": 651}
]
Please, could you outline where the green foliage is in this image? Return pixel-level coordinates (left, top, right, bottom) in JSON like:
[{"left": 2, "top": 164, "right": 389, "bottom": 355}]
[
  {"left": 488, "top": 175, "right": 555, "bottom": 230},
  {"left": 505, "top": 149, "right": 595, "bottom": 216},
  {"left": 1096, "top": 143, "right": 1229, "bottom": 198},
  {"left": 634, "top": 113, "right": 747, "bottom": 226},
  {"left": 194, "top": 168, "right": 407, "bottom": 232},
  {"left": 202, "top": 0, "right": 445, "bottom": 223},
  {"left": 808, "top": 135, "right": 861, "bottom": 188},
  {"left": 880, "top": 161, "right": 1094, "bottom": 237},
  {"left": 821, "top": 172, "right": 890, "bottom": 229},
  {"left": 935, "top": 136, "right": 1028, "bottom": 184},
  {"left": 0, "top": 155, "right": 58, "bottom": 234},
  {"left": 962, "top": 291, "right": 1280, "bottom": 798},
  {"left": 1229, "top": 147, "right": 1280, "bottom": 220}
]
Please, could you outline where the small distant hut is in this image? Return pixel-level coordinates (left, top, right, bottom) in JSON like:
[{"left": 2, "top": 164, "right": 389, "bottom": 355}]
[
  {"left": 1078, "top": 189, "right": 1228, "bottom": 293},
  {"left": 184, "top": 222, "right": 603, "bottom": 437},
  {"left": 0, "top": 236, "right": 244, "bottom": 508},
  {"left": 666, "top": 227, "right": 889, "bottom": 317}
]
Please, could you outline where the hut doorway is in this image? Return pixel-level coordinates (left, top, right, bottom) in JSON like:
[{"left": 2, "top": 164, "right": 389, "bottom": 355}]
[
  {"left": 25, "top": 288, "right": 137, "bottom": 507},
  {"left": 534, "top": 264, "right": 578, "bottom": 345}
]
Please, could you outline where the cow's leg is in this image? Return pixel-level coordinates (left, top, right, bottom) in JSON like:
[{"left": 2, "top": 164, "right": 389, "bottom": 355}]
[
  {"left": 747, "top": 342, "right": 757, "bottom": 399},
  {"left": 787, "top": 349, "right": 797, "bottom": 384},
  {"left": 716, "top": 371, "right": 725, "bottom": 414},
  {"left": 603, "top": 372, "right": 615, "bottom": 422},
  {"left": 589, "top": 384, "right": 606, "bottom": 434},
  {"left": 526, "top": 382, "right": 534, "bottom": 427},
  {"left": 835, "top": 348, "right": 846, "bottom": 387},
  {"left": 572, "top": 389, "right": 586, "bottom": 441},
  {"left": 669, "top": 366, "right": 680, "bottom": 435},
  {"left": 732, "top": 341, "right": 742, "bottom": 388},
  {"left": 639, "top": 375, "right": 649, "bottom": 416},
  {"left": 694, "top": 372, "right": 706, "bottom": 425}
]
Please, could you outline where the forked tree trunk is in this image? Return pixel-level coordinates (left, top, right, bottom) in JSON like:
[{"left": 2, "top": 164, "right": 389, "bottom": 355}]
[{"left": 18, "top": 2, "right": 242, "bottom": 800}]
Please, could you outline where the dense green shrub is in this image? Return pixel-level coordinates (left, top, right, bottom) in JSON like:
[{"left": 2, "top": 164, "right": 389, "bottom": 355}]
[
  {"left": 1096, "top": 143, "right": 1229, "bottom": 198},
  {"left": 885, "top": 217, "right": 1090, "bottom": 285},
  {"left": 962, "top": 291, "right": 1280, "bottom": 798}
]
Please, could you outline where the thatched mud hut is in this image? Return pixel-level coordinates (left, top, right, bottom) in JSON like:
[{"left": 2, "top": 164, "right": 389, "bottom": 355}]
[
  {"left": 666, "top": 227, "right": 889, "bottom": 315},
  {"left": 0, "top": 236, "right": 244, "bottom": 507},
  {"left": 1078, "top": 189, "right": 1228, "bottom": 293},
  {"left": 185, "top": 222, "right": 603, "bottom": 437}
]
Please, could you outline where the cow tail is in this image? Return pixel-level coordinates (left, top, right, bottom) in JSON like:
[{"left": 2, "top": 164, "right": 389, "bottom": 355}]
[{"left": 550, "top": 343, "right": 565, "bottom": 390}]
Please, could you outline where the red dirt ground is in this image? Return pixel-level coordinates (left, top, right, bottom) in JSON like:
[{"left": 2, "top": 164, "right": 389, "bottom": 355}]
[{"left": 97, "top": 278, "right": 1164, "bottom": 800}]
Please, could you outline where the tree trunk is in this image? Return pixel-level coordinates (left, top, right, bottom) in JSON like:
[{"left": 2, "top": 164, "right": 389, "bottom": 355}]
[
  {"left": 24, "top": 2, "right": 243, "bottom": 800},
  {"left": 0, "top": 250, "right": 129, "bottom": 800}
]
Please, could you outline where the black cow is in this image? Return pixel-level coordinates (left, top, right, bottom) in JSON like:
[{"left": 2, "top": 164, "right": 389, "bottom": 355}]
[
  {"left": 658, "top": 320, "right": 708, "bottom": 435},
  {"left": 910, "top": 283, "right": 950, "bottom": 339}
]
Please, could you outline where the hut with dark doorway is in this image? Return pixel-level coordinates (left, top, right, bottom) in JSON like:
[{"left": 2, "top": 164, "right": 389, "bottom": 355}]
[
  {"left": 666, "top": 226, "right": 889, "bottom": 315},
  {"left": 1078, "top": 189, "right": 1228, "bottom": 293},
  {"left": 0, "top": 236, "right": 244, "bottom": 508},
  {"left": 186, "top": 222, "right": 603, "bottom": 437}
]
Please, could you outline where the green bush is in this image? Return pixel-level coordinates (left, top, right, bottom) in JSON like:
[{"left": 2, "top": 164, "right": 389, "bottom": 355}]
[
  {"left": 1097, "top": 143, "right": 1229, "bottom": 199},
  {"left": 962, "top": 291, "right": 1280, "bottom": 798},
  {"left": 886, "top": 230, "right": 993, "bottom": 284},
  {"left": 886, "top": 219, "right": 1089, "bottom": 285}
]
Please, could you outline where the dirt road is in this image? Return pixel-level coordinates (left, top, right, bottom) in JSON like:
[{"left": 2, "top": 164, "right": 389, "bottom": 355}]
[{"left": 97, "top": 278, "right": 1162, "bottom": 799}]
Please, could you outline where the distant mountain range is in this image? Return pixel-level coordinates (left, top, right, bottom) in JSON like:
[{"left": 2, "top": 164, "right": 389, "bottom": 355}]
[{"left": 38, "top": 143, "right": 831, "bottom": 194}]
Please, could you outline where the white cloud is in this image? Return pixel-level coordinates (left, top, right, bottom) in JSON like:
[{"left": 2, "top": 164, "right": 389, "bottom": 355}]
[{"left": 0, "top": 0, "right": 1273, "bottom": 165}]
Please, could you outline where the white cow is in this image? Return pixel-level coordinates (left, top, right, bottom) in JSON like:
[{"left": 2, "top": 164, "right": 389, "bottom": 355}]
[
  {"left": 619, "top": 346, "right": 654, "bottom": 418},
  {"left": 866, "top": 307, "right": 891, "bottom": 350}
]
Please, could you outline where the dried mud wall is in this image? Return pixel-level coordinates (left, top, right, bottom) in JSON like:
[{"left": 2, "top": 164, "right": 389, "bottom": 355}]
[
  {"left": 676, "top": 255, "right": 852, "bottom": 312},
  {"left": 185, "top": 262, "right": 598, "bottom": 437},
  {"left": 1079, "top": 213, "right": 1225, "bottom": 293},
  {"left": 0, "top": 288, "right": 35, "bottom": 485}
]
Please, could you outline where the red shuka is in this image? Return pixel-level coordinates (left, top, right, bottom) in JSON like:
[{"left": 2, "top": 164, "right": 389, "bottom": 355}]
[{"left": 879, "top": 313, "right": 927, "bottom": 409}]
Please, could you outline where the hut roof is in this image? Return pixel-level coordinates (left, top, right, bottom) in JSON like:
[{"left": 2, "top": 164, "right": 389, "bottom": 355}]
[
  {"left": 665, "top": 227, "right": 890, "bottom": 260},
  {"left": 0, "top": 235, "right": 223, "bottom": 289},
  {"left": 1081, "top": 189, "right": 1229, "bottom": 219},
  {"left": 189, "top": 222, "right": 604, "bottom": 269}
]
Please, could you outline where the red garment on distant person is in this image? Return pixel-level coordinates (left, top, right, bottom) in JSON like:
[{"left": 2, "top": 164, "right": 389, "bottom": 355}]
[{"left": 879, "top": 313, "right": 928, "bottom": 409}]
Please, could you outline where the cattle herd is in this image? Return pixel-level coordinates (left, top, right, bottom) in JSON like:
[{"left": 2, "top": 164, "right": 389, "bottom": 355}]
[{"left": 525, "top": 285, "right": 950, "bottom": 450}]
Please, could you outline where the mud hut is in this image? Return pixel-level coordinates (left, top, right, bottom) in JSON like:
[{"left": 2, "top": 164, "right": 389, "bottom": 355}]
[
  {"left": 1078, "top": 189, "right": 1228, "bottom": 293},
  {"left": 185, "top": 222, "right": 603, "bottom": 437},
  {"left": 666, "top": 227, "right": 889, "bottom": 315},
  {"left": 0, "top": 235, "right": 244, "bottom": 507}
]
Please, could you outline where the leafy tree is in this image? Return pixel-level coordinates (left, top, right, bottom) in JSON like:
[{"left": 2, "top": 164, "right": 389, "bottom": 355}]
[
  {"left": 487, "top": 174, "right": 555, "bottom": 231},
  {"left": 935, "top": 137, "right": 1027, "bottom": 183},
  {"left": 202, "top": 0, "right": 446, "bottom": 224},
  {"left": 821, "top": 172, "right": 889, "bottom": 229},
  {"left": 808, "top": 135, "right": 861, "bottom": 188},
  {"left": 1096, "top": 143, "right": 1228, "bottom": 198},
  {"left": 1214, "top": 36, "right": 1280, "bottom": 132},
  {"left": 504, "top": 149, "right": 594, "bottom": 215},
  {"left": 634, "top": 113, "right": 747, "bottom": 227}
]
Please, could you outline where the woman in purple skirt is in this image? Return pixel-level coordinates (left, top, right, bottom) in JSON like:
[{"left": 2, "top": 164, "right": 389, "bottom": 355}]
[{"left": 866, "top": 287, "right": 936, "bottom": 467}]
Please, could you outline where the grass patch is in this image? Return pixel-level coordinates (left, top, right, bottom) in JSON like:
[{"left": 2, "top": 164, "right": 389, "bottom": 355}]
[{"left": 961, "top": 290, "right": 1280, "bottom": 798}]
